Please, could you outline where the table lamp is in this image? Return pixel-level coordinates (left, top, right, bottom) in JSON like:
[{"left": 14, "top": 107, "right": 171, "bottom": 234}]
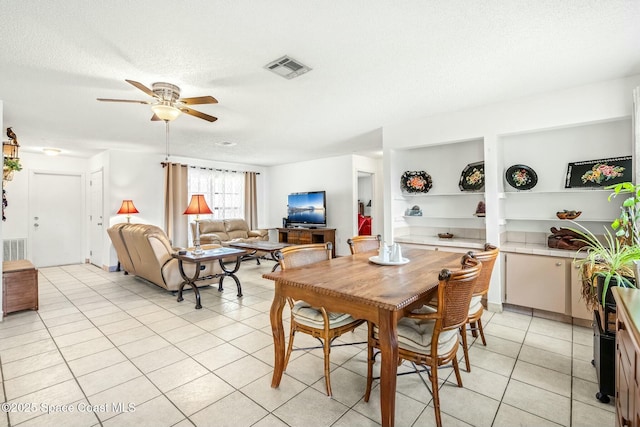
[
  {"left": 183, "top": 194, "right": 212, "bottom": 255},
  {"left": 117, "top": 200, "right": 139, "bottom": 223}
]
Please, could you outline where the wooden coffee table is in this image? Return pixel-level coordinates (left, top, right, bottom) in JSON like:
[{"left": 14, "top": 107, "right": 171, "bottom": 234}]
[{"left": 227, "top": 241, "right": 293, "bottom": 271}]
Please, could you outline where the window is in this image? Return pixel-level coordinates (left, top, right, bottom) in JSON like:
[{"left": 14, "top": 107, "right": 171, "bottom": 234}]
[
  {"left": 187, "top": 168, "right": 245, "bottom": 244},
  {"left": 188, "top": 168, "right": 245, "bottom": 219}
]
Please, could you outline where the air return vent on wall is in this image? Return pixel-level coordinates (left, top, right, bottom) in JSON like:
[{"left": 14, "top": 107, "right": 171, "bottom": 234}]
[{"left": 265, "top": 55, "right": 312, "bottom": 79}]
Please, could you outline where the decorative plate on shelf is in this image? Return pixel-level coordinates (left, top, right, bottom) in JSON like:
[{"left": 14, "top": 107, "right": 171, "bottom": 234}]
[
  {"left": 459, "top": 161, "right": 484, "bottom": 192},
  {"left": 505, "top": 164, "right": 538, "bottom": 190},
  {"left": 401, "top": 171, "right": 432, "bottom": 194}
]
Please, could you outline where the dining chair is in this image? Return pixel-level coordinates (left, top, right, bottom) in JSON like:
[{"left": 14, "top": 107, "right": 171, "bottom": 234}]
[
  {"left": 276, "top": 242, "right": 365, "bottom": 397},
  {"left": 346, "top": 234, "right": 381, "bottom": 254},
  {"left": 460, "top": 243, "right": 499, "bottom": 372},
  {"left": 364, "top": 254, "right": 482, "bottom": 427}
]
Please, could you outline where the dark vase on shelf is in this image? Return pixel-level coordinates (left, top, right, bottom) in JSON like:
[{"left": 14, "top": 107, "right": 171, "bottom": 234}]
[{"left": 596, "top": 275, "right": 635, "bottom": 307}]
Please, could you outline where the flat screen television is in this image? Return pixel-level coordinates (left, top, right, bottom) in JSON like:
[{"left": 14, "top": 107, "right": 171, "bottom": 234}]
[{"left": 287, "top": 191, "right": 326, "bottom": 227}]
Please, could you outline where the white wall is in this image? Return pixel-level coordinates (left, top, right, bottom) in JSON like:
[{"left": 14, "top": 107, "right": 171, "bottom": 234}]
[
  {"left": 2, "top": 148, "right": 270, "bottom": 271},
  {"left": 1, "top": 100, "right": 3, "bottom": 317},
  {"left": 267, "top": 154, "right": 356, "bottom": 257},
  {"left": 383, "top": 74, "right": 640, "bottom": 311},
  {"left": 3, "top": 152, "right": 88, "bottom": 262}
]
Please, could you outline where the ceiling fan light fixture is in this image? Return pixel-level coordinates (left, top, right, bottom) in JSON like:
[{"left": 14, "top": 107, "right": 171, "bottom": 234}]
[
  {"left": 151, "top": 102, "right": 182, "bottom": 121},
  {"left": 42, "top": 148, "right": 61, "bottom": 156}
]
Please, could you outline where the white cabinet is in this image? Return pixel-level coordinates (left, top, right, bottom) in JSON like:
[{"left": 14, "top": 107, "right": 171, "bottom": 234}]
[{"left": 505, "top": 253, "right": 568, "bottom": 314}]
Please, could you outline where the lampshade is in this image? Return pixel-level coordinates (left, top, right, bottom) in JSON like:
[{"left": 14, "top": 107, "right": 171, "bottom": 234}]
[
  {"left": 183, "top": 195, "right": 212, "bottom": 215},
  {"left": 117, "top": 200, "right": 139, "bottom": 215},
  {"left": 151, "top": 102, "right": 182, "bottom": 121}
]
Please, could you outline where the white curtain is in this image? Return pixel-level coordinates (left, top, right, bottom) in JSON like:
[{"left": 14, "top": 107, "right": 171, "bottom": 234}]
[{"left": 187, "top": 168, "right": 245, "bottom": 243}]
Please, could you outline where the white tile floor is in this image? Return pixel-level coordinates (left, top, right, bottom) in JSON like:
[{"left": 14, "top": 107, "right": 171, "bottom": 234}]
[{"left": 0, "top": 261, "right": 615, "bottom": 426}]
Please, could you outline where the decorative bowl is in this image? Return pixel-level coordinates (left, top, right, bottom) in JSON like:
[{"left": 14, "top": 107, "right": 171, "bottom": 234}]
[
  {"left": 556, "top": 210, "right": 581, "bottom": 220},
  {"left": 438, "top": 233, "right": 454, "bottom": 239}
]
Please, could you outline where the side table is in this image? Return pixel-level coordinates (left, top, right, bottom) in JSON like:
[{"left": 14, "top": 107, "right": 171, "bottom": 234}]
[
  {"left": 172, "top": 247, "right": 246, "bottom": 309},
  {"left": 3, "top": 260, "right": 39, "bottom": 316}
]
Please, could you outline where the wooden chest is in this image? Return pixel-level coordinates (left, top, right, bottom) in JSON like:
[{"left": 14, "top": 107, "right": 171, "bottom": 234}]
[{"left": 3, "top": 260, "right": 38, "bottom": 316}]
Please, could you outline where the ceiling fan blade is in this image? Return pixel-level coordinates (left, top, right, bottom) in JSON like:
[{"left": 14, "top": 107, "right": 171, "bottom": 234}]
[
  {"left": 97, "top": 98, "right": 150, "bottom": 104},
  {"left": 125, "top": 79, "right": 156, "bottom": 98},
  {"left": 180, "top": 107, "right": 218, "bottom": 122},
  {"left": 179, "top": 95, "right": 218, "bottom": 105},
  {"left": 150, "top": 114, "right": 162, "bottom": 121}
]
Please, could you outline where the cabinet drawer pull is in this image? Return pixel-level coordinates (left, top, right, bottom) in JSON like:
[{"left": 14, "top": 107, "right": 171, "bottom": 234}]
[
  {"left": 619, "top": 321, "right": 626, "bottom": 331},
  {"left": 555, "top": 262, "right": 562, "bottom": 266}
]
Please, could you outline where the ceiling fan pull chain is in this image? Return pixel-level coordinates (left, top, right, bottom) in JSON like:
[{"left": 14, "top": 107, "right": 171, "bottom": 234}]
[{"left": 165, "top": 120, "right": 170, "bottom": 161}]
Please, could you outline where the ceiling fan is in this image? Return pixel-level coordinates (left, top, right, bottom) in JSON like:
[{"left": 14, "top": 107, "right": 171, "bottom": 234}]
[{"left": 97, "top": 79, "right": 218, "bottom": 122}]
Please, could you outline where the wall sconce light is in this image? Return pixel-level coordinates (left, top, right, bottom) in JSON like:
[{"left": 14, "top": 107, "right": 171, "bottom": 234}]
[
  {"left": 183, "top": 194, "right": 212, "bottom": 255},
  {"left": 3, "top": 140, "right": 19, "bottom": 159},
  {"left": 117, "top": 200, "right": 139, "bottom": 223}
]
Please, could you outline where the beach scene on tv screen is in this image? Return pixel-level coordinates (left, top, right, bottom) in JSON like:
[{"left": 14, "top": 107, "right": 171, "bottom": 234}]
[{"left": 288, "top": 192, "right": 325, "bottom": 224}]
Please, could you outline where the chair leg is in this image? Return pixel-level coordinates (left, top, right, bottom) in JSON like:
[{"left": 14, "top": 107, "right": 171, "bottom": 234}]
[
  {"left": 460, "top": 325, "right": 471, "bottom": 372},
  {"left": 429, "top": 361, "right": 442, "bottom": 427},
  {"left": 283, "top": 324, "right": 296, "bottom": 371},
  {"left": 364, "top": 325, "right": 374, "bottom": 402},
  {"left": 452, "top": 357, "right": 463, "bottom": 387},
  {"left": 470, "top": 321, "right": 479, "bottom": 338},
  {"left": 477, "top": 318, "right": 487, "bottom": 346},
  {"left": 323, "top": 337, "right": 333, "bottom": 397}
]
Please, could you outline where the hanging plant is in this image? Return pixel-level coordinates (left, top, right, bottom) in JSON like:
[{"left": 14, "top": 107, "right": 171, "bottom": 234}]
[{"left": 3, "top": 158, "right": 22, "bottom": 172}]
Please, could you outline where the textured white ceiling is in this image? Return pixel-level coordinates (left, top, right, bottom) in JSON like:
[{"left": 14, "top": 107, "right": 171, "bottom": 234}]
[{"left": 1, "top": 1, "right": 639, "bottom": 166}]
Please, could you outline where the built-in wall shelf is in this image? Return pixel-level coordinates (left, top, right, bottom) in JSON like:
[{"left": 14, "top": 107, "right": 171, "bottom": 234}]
[
  {"left": 403, "top": 215, "right": 484, "bottom": 220},
  {"left": 396, "top": 235, "right": 486, "bottom": 250},
  {"left": 396, "top": 192, "right": 484, "bottom": 198},
  {"left": 499, "top": 189, "right": 609, "bottom": 197},
  {"left": 504, "top": 217, "right": 612, "bottom": 223}
]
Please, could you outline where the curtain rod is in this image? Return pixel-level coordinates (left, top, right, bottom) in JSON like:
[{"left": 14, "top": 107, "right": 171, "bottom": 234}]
[{"left": 161, "top": 162, "right": 260, "bottom": 175}]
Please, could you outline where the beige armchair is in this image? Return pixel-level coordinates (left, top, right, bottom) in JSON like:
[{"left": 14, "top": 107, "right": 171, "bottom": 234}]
[{"left": 107, "top": 223, "right": 223, "bottom": 291}]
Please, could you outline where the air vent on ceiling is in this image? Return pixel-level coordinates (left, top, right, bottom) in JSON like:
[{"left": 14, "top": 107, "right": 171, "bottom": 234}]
[{"left": 265, "top": 55, "right": 312, "bottom": 79}]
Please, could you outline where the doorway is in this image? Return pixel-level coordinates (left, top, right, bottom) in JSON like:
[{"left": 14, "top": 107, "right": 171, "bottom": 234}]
[
  {"left": 357, "top": 171, "right": 374, "bottom": 236},
  {"left": 89, "top": 169, "right": 104, "bottom": 268},
  {"left": 29, "top": 171, "right": 84, "bottom": 267}
]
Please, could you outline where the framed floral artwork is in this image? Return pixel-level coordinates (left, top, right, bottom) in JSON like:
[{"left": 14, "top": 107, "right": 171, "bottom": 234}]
[{"left": 564, "top": 156, "right": 632, "bottom": 188}]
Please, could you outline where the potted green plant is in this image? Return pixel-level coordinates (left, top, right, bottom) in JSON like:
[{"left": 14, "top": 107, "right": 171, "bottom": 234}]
[
  {"left": 572, "top": 182, "right": 640, "bottom": 307},
  {"left": 572, "top": 222, "right": 640, "bottom": 306},
  {"left": 3, "top": 157, "right": 22, "bottom": 181},
  {"left": 608, "top": 181, "right": 640, "bottom": 246}
]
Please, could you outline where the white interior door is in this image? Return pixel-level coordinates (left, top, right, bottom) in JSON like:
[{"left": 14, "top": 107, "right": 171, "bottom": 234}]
[
  {"left": 29, "top": 171, "right": 84, "bottom": 267},
  {"left": 89, "top": 170, "right": 103, "bottom": 267}
]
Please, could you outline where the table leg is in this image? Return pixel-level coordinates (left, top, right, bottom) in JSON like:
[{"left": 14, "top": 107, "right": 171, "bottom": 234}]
[
  {"left": 377, "top": 310, "right": 398, "bottom": 427},
  {"left": 218, "top": 256, "right": 244, "bottom": 297},
  {"left": 270, "top": 283, "right": 287, "bottom": 388},
  {"left": 176, "top": 259, "right": 203, "bottom": 310},
  {"left": 270, "top": 252, "right": 281, "bottom": 272}
]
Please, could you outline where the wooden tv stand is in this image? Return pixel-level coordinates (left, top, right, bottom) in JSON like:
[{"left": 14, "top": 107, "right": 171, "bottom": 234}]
[{"left": 277, "top": 227, "right": 336, "bottom": 257}]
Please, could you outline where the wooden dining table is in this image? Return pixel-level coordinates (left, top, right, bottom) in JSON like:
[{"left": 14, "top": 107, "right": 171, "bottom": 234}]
[{"left": 262, "top": 246, "right": 464, "bottom": 427}]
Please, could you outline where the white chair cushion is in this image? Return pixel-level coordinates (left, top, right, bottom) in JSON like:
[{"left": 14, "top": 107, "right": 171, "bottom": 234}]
[
  {"left": 374, "top": 306, "right": 458, "bottom": 355},
  {"left": 468, "top": 295, "right": 483, "bottom": 316},
  {"left": 292, "top": 301, "right": 358, "bottom": 329}
]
